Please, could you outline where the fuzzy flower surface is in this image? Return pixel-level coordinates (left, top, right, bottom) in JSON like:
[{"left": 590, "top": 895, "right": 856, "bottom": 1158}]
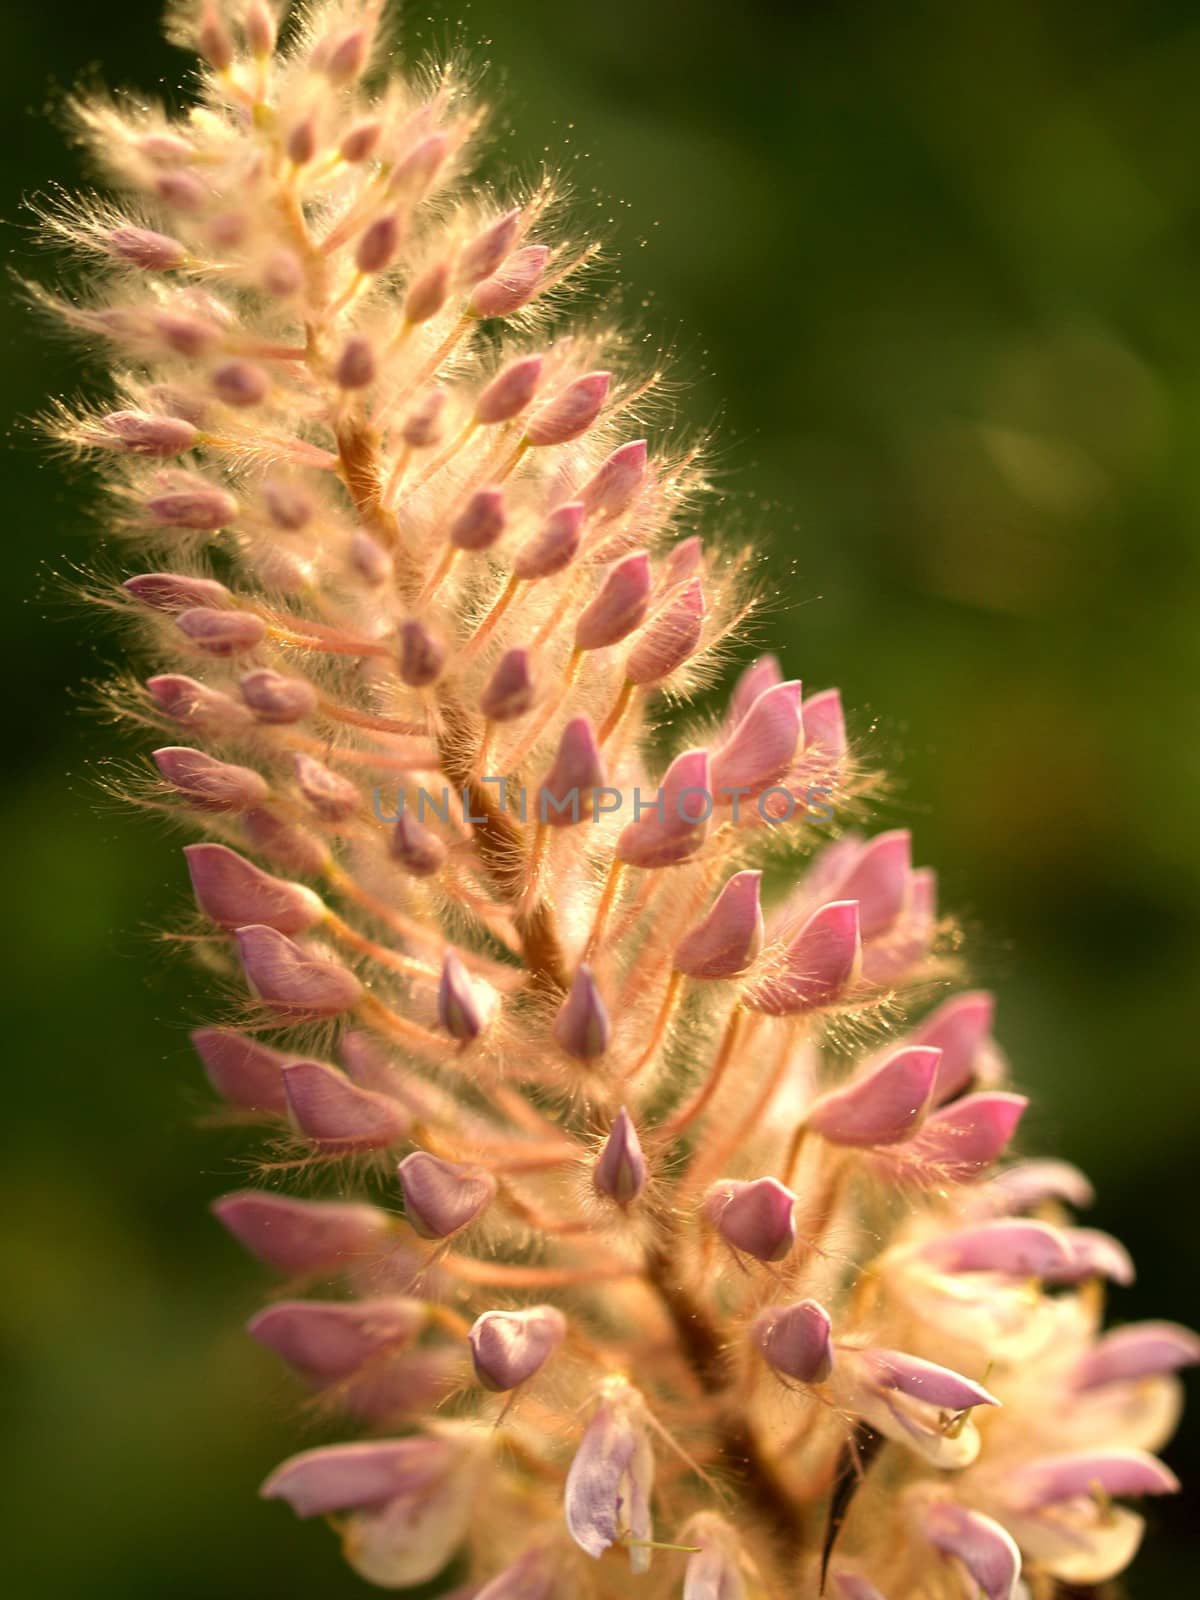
[{"left": 35, "top": 3, "right": 1193, "bottom": 1596}]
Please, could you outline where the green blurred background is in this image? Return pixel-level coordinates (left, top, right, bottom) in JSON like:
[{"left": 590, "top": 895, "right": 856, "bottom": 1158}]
[{"left": 2, "top": 0, "right": 1197, "bottom": 1592}]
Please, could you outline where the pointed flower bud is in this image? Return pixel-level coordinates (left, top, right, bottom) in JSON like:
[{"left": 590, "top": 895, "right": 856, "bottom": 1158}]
[
  {"left": 480, "top": 647, "right": 535, "bottom": 721},
  {"left": 674, "top": 870, "right": 764, "bottom": 980},
  {"left": 176, "top": 606, "right": 267, "bottom": 656},
  {"left": 839, "top": 1348, "right": 999, "bottom": 1469},
  {"left": 753, "top": 1298, "right": 835, "bottom": 1383},
  {"left": 922, "top": 1502, "right": 1020, "bottom": 1600},
  {"left": 391, "top": 811, "right": 446, "bottom": 876},
  {"left": 438, "top": 951, "right": 486, "bottom": 1042},
  {"left": 526, "top": 372, "right": 610, "bottom": 447},
  {"left": 459, "top": 208, "right": 524, "bottom": 285},
  {"left": 834, "top": 831, "right": 912, "bottom": 938},
  {"left": 539, "top": 717, "right": 604, "bottom": 826},
  {"left": 240, "top": 668, "right": 318, "bottom": 723},
  {"left": 125, "top": 571, "right": 230, "bottom": 611},
  {"left": 191, "top": 1026, "right": 288, "bottom": 1112},
  {"left": 105, "top": 225, "right": 187, "bottom": 270},
  {"left": 323, "top": 27, "right": 370, "bottom": 84},
  {"left": 908, "top": 991, "right": 997, "bottom": 1104},
  {"left": 594, "top": 1107, "right": 647, "bottom": 1205},
  {"left": 293, "top": 753, "right": 360, "bottom": 822},
  {"left": 475, "top": 354, "right": 544, "bottom": 424},
  {"left": 185, "top": 843, "right": 324, "bottom": 933},
  {"left": 1072, "top": 1322, "right": 1200, "bottom": 1390},
  {"left": 212, "top": 1190, "right": 393, "bottom": 1273},
  {"left": 242, "top": 808, "right": 328, "bottom": 876},
  {"left": 726, "top": 654, "right": 783, "bottom": 730},
  {"left": 390, "top": 131, "right": 451, "bottom": 197},
  {"left": 469, "top": 244, "right": 550, "bottom": 318},
  {"left": 712, "top": 678, "right": 803, "bottom": 797},
  {"left": 565, "top": 1378, "right": 655, "bottom": 1571},
  {"left": 262, "top": 477, "right": 314, "bottom": 531},
  {"left": 147, "top": 674, "right": 250, "bottom": 734},
  {"left": 703, "top": 1176, "right": 797, "bottom": 1262},
  {"left": 449, "top": 486, "right": 506, "bottom": 551},
  {"left": 283, "top": 1060, "right": 410, "bottom": 1149},
  {"left": 580, "top": 439, "right": 647, "bottom": 519},
  {"left": 801, "top": 687, "right": 846, "bottom": 756},
  {"left": 807, "top": 1045, "right": 941, "bottom": 1147},
  {"left": 248, "top": 1296, "right": 424, "bottom": 1381},
  {"left": 976, "top": 1158, "right": 1095, "bottom": 1217},
  {"left": 235, "top": 925, "right": 362, "bottom": 1017},
  {"left": 401, "top": 387, "right": 446, "bottom": 449},
  {"left": 397, "top": 1151, "right": 496, "bottom": 1239},
  {"left": 616, "top": 748, "right": 711, "bottom": 869},
  {"left": 356, "top": 212, "right": 401, "bottom": 274},
  {"left": 146, "top": 484, "right": 238, "bottom": 529},
  {"left": 100, "top": 410, "right": 197, "bottom": 455},
  {"left": 350, "top": 529, "right": 392, "bottom": 585},
  {"left": 663, "top": 535, "right": 704, "bottom": 584},
  {"left": 212, "top": 359, "right": 269, "bottom": 407},
  {"left": 469, "top": 1305, "right": 567, "bottom": 1391},
  {"left": 575, "top": 552, "right": 652, "bottom": 651},
  {"left": 553, "top": 964, "right": 610, "bottom": 1060},
  {"left": 512, "top": 501, "right": 584, "bottom": 580},
  {"left": 335, "top": 336, "right": 376, "bottom": 390},
  {"left": 404, "top": 258, "right": 451, "bottom": 324},
  {"left": 626, "top": 578, "right": 705, "bottom": 685},
  {"left": 398, "top": 618, "right": 446, "bottom": 685},
  {"left": 749, "top": 899, "right": 861, "bottom": 1016},
  {"left": 340, "top": 120, "right": 383, "bottom": 163},
  {"left": 154, "top": 746, "right": 268, "bottom": 812},
  {"left": 910, "top": 1092, "right": 1028, "bottom": 1181}
]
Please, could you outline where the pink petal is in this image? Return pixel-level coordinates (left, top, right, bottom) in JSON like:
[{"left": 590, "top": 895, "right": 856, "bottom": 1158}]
[
  {"left": 235, "top": 925, "right": 362, "bottom": 1017},
  {"left": 917, "top": 1219, "right": 1074, "bottom": 1278},
  {"left": 1072, "top": 1321, "right": 1200, "bottom": 1391},
  {"left": 908, "top": 990, "right": 996, "bottom": 1104},
  {"left": 923, "top": 1501, "right": 1021, "bottom": 1600},
  {"left": 283, "top": 1061, "right": 410, "bottom": 1150},
  {"left": 711, "top": 679, "right": 803, "bottom": 797},
  {"left": 617, "top": 748, "right": 712, "bottom": 868},
  {"left": 261, "top": 1437, "right": 454, "bottom": 1517},
  {"left": 247, "top": 1296, "right": 425, "bottom": 1380},
  {"left": 1004, "top": 1449, "right": 1180, "bottom": 1512},
  {"left": 190, "top": 1026, "right": 288, "bottom": 1113},
  {"left": 753, "top": 1299, "right": 834, "bottom": 1382},
  {"left": 185, "top": 843, "right": 324, "bottom": 933},
  {"left": 673, "top": 870, "right": 764, "bottom": 980},
  {"left": 212, "top": 1190, "right": 393, "bottom": 1273},
  {"left": 909, "top": 1092, "right": 1028, "bottom": 1181},
  {"left": 862, "top": 1349, "right": 999, "bottom": 1412},
  {"left": 749, "top": 899, "right": 861, "bottom": 1015},
  {"left": 703, "top": 1177, "right": 797, "bottom": 1262},
  {"left": 807, "top": 1045, "right": 940, "bottom": 1147},
  {"left": 834, "top": 830, "right": 912, "bottom": 938},
  {"left": 469, "top": 1305, "right": 567, "bottom": 1391}
]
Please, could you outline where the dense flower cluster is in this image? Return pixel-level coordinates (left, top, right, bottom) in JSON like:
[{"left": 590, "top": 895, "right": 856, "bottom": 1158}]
[{"left": 37, "top": 2, "right": 1194, "bottom": 1595}]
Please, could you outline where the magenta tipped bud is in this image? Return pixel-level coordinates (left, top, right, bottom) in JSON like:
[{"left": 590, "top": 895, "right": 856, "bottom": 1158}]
[
  {"left": 512, "top": 501, "right": 584, "bottom": 580},
  {"left": 539, "top": 717, "right": 604, "bottom": 826},
  {"left": 469, "top": 244, "right": 550, "bottom": 318},
  {"left": 191, "top": 1027, "right": 288, "bottom": 1113},
  {"left": 459, "top": 207, "right": 523, "bottom": 285},
  {"left": 753, "top": 1299, "right": 834, "bottom": 1382},
  {"left": 335, "top": 336, "right": 376, "bottom": 390},
  {"left": 438, "top": 951, "right": 486, "bottom": 1042},
  {"left": 704, "top": 1176, "right": 797, "bottom": 1262},
  {"left": 240, "top": 668, "right": 318, "bottom": 723},
  {"left": 390, "top": 812, "right": 446, "bottom": 876},
  {"left": 147, "top": 674, "right": 249, "bottom": 734},
  {"left": 397, "top": 1151, "right": 496, "bottom": 1239},
  {"left": 727, "top": 654, "right": 783, "bottom": 730},
  {"left": 807, "top": 1045, "right": 941, "bottom": 1147},
  {"left": 1072, "top": 1322, "right": 1200, "bottom": 1391},
  {"left": 397, "top": 618, "right": 446, "bottom": 687},
  {"left": 663, "top": 535, "right": 704, "bottom": 583},
  {"left": 105, "top": 225, "right": 186, "bottom": 271},
  {"left": 908, "top": 991, "right": 996, "bottom": 1104},
  {"left": 580, "top": 439, "right": 648, "bottom": 519},
  {"left": 146, "top": 484, "right": 238, "bottom": 530},
  {"left": 125, "top": 572, "right": 230, "bottom": 612},
  {"left": 100, "top": 410, "right": 197, "bottom": 456},
  {"left": 480, "top": 648, "right": 536, "bottom": 721},
  {"left": 475, "top": 354, "right": 544, "bottom": 424},
  {"left": 525, "top": 370, "right": 610, "bottom": 447},
  {"left": 248, "top": 1296, "right": 424, "bottom": 1381},
  {"left": 469, "top": 1305, "right": 566, "bottom": 1392},
  {"left": 749, "top": 899, "right": 862, "bottom": 1016},
  {"left": 594, "top": 1106, "right": 646, "bottom": 1204},
  {"left": 674, "top": 870, "right": 764, "bottom": 980},
  {"left": 574, "top": 551, "right": 652, "bottom": 651},
  {"left": 211, "top": 360, "right": 269, "bottom": 408},
  {"left": 449, "top": 486, "right": 506, "bottom": 551},
  {"left": 154, "top": 746, "right": 268, "bottom": 812},
  {"left": 293, "top": 753, "right": 360, "bottom": 822},
  {"left": 340, "top": 120, "right": 383, "bottom": 164},
  {"left": 212, "top": 1190, "right": 393, "bottom": 1274},
  {"left": 553, "top": 964, "right": 610, "bottom": 1060},
  {"left": 235, "top": 925, "right": 362, "bottom": 1017},
  {"left": 283, "top": 1061, "right": 410, "bottom": 1150},
  {"left": 616, "top": 747, "right": 712, "bottom": 869},
  {"left": 404, "top": 259, "right": 451, "bottom": 324},
  {"left": 356, "top": 212, "right": 401, "bottom": 275},
  {"left": 185, "top": 843, "right": 324, "bottom": 933},
  {"left": 626, "top": 577, "right": 706, "bottom": 685},
  {"left": 323, "top": 27, "right": 369, "bottom": 84},
  {"left": 801, "top": 687, "right": 846, "bottom": 756},
  {"left": 176, "top": 606, "right": 267, "bottom": 656},
  {"left": 712, "top": 679, "right": 803, "bottom": 796},
  {"left": 835, "top": 830, "right": 913, "bottom": 938},
  {"left": 401, "top": 387, "right": 446, "bottom": 449}
]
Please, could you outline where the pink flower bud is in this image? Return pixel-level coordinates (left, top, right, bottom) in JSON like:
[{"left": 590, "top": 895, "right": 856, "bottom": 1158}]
[
  {"left": 449, "top": 486, "right": 506, "bottom": 551},
  {"left": 459, "top": 207, "right": 523, "bottom": 285},
  {"left": 248, "top": 1296, "right": 424, "bottom": 1381},
  {"left": 834, "top": 831, "right": 912, "bottom": 938},
  {"left": 749, "top": 900, "right": 861, "bottom": 1016},
  {"left": 185, "top": 843, "right": 324, "bottom": 933},
  {"left": 726, "top": 654, "right": 783, "bottom": 731},
  {"left": 910, "top": 1091, "right": 1028, "bottom": 1181},
  {"left": 752, "top": 1299, "right": 834, "bottom": 1382},
  {"left": 242, "top": 808, "right": 329, "bottom": 876},
  {"left": 404, "top": 259, "right": 451, "bottom": 324},
  {"left": 479, "top": 648, "right": 535, "bottom": 721},
  {"left": 152, "top": 311, "right": 218, "bottom": 358},
  {"left": 468, "top": 244, "right": 551, "bottom": 318},
  {"left": 336, "top": 336, "right": 376, "bottom": 390},
  {"left": 673, "top": 870, "right": 763, "bottom": 980},
  {"left": 235, "top": 925, "right": 362, "bottom": 1017},
  {"left": 197, "top": 6, "right": 234, "bottom": 70},
  {"left": 538, "top": 717, "right": 604, "bottom": 826},
  {"left": 806, "top": 1045, "right": 941, "bottom": 1147},
  {"left": 1004, "top": 1450, "right": 1178, "bottom": 1513},
  {"left": 525, "top": 371, "right": 610, "bottom": 447},
  {"left": 350, "top": 530, "right": 392, "bottom": 586},
  {"left": 663, "top": 535, "right": 704, "bottom": 584},
  {"left": 594, "top": 1107, "right": 646, "bottom": 1204},
  {"left": 397, "top": 1151, "right": 496, "bottom": 1239},
  {"left": 261, "top": 1436, "right": 456, "bottom": 1519},
  {"left": 100, "top": 410, "right": 197, "bottom": 456},
  {"left": 862, "top": 1349, "right": 999, "bottom": 1413},
  {"left": 356, "top": 212, "right": 401, "bottom": 274},
  {"left": 323, "top": 27, "right": 369, "bottom": 84},
  {"left": 391, "top": 812, "right": 446, "bottom": 876},
  {"left": 212, "top": 1190, "right": 393, "bottom": 1273},
  {"left": 390, "top": 131, "right": 451, "bottom": 197},
  {"left": 438, "top": 951, "right": 486, "bottom": 1042},
  {"left": 397, "top": 618, "right": 446, "bottom": 686},
  {"left": 1053, "top": 1228, "right": 1135, "bottom": 1286},
  {"left": 512, "top": 501, "right": 584, "bottom": 580},
  {"left": 283, "top": 1060, "right": 410, "bottom": 1149},
  {"left": 475, "top": 354, "right": 544, "bottom": 424},
  {"left": 553, "top": 964, "right": 610, "bottom": 1060},
  {"left": 154, "top": 746, "right": 269, "bottom": 812},
  {"left": 105, "top": 225, "right": 187, "bottom": 271},
  {"left": 711, "top": 679, "right": 803, "bottom": 797},
  {"left": 921, "top": 1502, "right": 1020, "bottom": 1600},
  {"left": 401, "top": 387, "right": 446, "bottom": 449},
  {"left": 1072, "top": 1322, "right": 1200, "bottom": 1391},
  {"left": 340, "top": 120, "right": 383, "bottom": 163},
  {"left": 907, "top": 991, "right": 996, "bottom": 1105},
  {"left": 574, "top": 552, "right": 652, "bottom": 651},
  {"left": 240, "top": 668, "right": 318, "bottom": 723},
  {"left": 293, "top": 753, "right": 360, "bottom": 822},
  {"left": 262, "top": 247, "right": 303, "bottom": 296},
  {"left": 469, "top": 1305, "right": 567, "bottom": 1391},
  {"left": 154, "top": 169, "right": 207, "bottom": 212},
  {"left": 146, "top": 484, "right": 238, "bottom": 530},
  {"left": 211, "top": 360, "right": 269, "bottom": 407},
  {"left": 580, "top": 439, "right": 649, "bottom": 520},
  {"left": 703, "top": 1176, "right": 797, "bottom": 1262},
  {"left": 625, "top": 578, "right": 705, "bottom": 685},
  {"left": 176, "top": 606, "right": 267, "bottom": 656},
  {"left": 917, "top": 1218, "right": 1074, "bottom": 1278},
  {"left": 977, "top": 1158, "right": 1095, "bottom": 1216},
  {"left": 801, "top": 687, "right": 846, "bottom": 756},
  {"left": 191, "top": 1026, "right": 288, "bottom": 1112},
  {"left": 285, "top": 117, "right": 317, "bottom": 166},
  {"left": 126, "top": 572, "right": 230, "bottom": 611},
  {"left": 616, "top": 748, "right": 711, "bottom": 869},
  {"left": 565, "top": 1379, "right": 654, "bottom": 1570},
  {"left": 244, "top": 1, "right": 276, "bottom": 55},
  {"left": 147, "top": 674, "right": 250, "bottom": 734}
]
